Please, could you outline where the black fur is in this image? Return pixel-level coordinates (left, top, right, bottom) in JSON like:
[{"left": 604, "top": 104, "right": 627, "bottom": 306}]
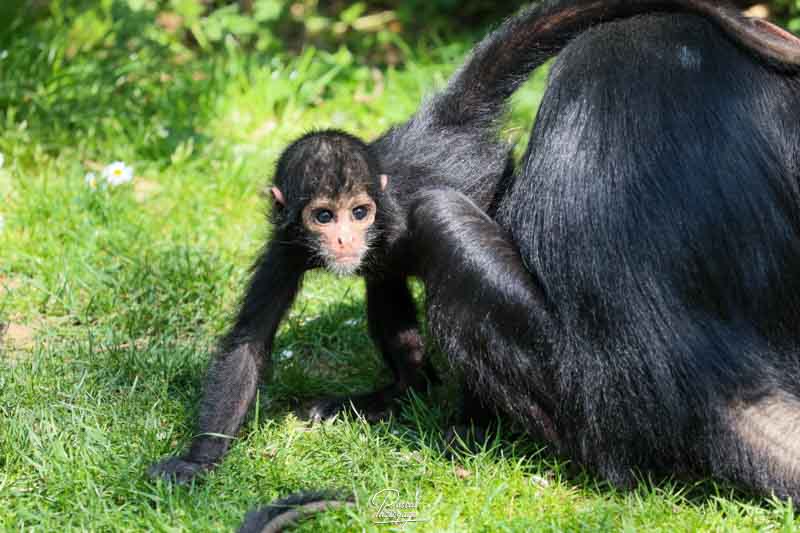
[
  {"left": 150, "top": 0, "right": 800, "bottom": 498},
  {"left": 408, "top": 10, "right": 800, "bottom": 498}
]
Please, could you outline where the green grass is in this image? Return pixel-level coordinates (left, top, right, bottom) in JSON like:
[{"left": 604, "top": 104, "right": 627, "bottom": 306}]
[{"left": 1, "top": 4, "right": 798, "bottom": 532}]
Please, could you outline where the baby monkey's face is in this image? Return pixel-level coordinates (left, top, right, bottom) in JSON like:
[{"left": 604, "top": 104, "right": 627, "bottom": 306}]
[{"left": 302, "top": 191, "right": 378, "bottom": 275}]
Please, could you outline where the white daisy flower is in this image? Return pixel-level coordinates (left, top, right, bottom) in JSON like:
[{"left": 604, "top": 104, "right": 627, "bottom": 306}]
[
  {"left": 102, "top": 161, "right": 134, "bottom": 186},
  {"left": 0, "top": 152, "right": 5, "bottom": 169},
  {"left": 84, "top": 172, "right": 98, "bottom": 189},
  {"left": 0, "top": 214, "right": 4, "bottom": 233}
]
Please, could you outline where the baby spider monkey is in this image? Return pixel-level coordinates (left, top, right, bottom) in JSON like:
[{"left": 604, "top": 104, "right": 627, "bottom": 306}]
[
  {"left": 149, "top": 126, "right": 510, "bottom": 483},
  {"left": 259, "top": 130, "right": 439, "bottom": 425},
  {"left": 149, "top": 93, "right": 514, "bottom": 482}
]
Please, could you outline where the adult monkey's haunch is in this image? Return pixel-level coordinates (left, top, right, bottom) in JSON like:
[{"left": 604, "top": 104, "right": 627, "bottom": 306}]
[
  {"left": 406, "top": 4, "right": 800, "bottom": 501},
  {"left": 150, "top": 0, "right": 800, "bottom": 488}
]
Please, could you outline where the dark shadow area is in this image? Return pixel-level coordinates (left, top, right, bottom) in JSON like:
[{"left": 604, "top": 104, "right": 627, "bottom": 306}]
[{"left": 267, "top": 299, "right": 389, "bottom": 406}]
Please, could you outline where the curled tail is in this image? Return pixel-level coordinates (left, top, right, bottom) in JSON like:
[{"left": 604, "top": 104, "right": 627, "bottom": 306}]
[
  {"left": 436, "top": 0, "right": 800, "bottom": 126},
  {"left": 237, "top": 491, "right": 353, "bottom": 533}
]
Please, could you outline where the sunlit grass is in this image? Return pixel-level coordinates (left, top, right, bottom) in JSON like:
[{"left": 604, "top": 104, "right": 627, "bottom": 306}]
[{"left": 1, "top": 3, "right": 797, "bottom": 532}]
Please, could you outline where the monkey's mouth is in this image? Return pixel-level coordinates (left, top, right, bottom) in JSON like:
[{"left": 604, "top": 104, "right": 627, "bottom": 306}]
[
  {"left": 322, "top": 250, "right": 366, "bottom": 276},
  {"left": 333, "top": 253, "right": 362, "bottom": 263}
]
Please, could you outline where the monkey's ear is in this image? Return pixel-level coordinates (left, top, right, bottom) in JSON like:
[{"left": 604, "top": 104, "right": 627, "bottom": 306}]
[
  {"left": 380, "top": 174, "right": 389, "bottom": 191},
  {"left": 270, "top": 187, "right": 286, "bottom": 207}
]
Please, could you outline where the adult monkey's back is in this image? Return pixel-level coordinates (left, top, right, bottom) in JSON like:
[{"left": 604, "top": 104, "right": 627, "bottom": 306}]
[{"left": 409, "top": 0, "right": 800, "bottom": 505}]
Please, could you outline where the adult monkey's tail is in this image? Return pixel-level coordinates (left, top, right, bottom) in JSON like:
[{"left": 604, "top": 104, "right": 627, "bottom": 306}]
[{"left": 435, "top": 0, "right": 800, "bottom": 127}]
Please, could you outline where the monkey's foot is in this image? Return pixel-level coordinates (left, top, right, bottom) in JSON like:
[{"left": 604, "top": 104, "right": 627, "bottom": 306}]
[
  {"left": 306, "top": 390, "right": 398, "bottom": 424},
  {"left": 148, "top": 457, "right": 214, "bottom": 485}
]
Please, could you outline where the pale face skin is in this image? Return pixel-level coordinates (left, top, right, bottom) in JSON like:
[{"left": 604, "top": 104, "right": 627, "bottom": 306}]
[
  {"left": 302, "top": 191, "right": 377, "bottom": 273},
  {"left": 271, "top": 174, "right": 388, "bottom": 275}
]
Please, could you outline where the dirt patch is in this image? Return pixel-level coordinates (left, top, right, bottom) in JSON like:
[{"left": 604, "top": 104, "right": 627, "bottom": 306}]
[
  {"left": 134, "top": 179, "right": 163, "bottom": 202},
  {"left": 0, "top": 276, "right": 23, "bottom": 294},
  {"left": 0, "top": 323, "right": 35, "bottom": 348}
]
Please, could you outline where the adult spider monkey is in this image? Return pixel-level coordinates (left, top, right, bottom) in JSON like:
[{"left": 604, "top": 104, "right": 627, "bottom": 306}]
[
  {"left": 151, "top": 0, "right": 800, "bottom": 497},
  {"left": 407, "top": 0, "right": 800, "bottom": 503},
  {"left": 239, "top": 1, "right": 800, "bottom": 531}
]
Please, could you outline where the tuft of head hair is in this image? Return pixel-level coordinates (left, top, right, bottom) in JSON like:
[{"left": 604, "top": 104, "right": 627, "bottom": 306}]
[{"left": 271, "top": 130, "right": 384, "bottom": 225}]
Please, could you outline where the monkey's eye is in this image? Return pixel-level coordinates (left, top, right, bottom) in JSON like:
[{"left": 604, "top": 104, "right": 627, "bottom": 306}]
[
  {"left": 352, "top": 205, "right": 370, "bottom": 221},
  {"left": 314, "top": 209, "right": 334, "bottom": 224}
]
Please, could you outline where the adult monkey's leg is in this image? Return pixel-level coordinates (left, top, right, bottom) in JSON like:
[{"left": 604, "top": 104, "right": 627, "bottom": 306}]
[{"left": 408, "top": 189, "right": 561, "bottom": 449}]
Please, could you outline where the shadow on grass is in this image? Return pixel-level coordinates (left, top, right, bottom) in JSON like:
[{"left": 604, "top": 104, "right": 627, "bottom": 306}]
[{"left": 70, "top": 260, "right": 777, "bottom": 513}]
